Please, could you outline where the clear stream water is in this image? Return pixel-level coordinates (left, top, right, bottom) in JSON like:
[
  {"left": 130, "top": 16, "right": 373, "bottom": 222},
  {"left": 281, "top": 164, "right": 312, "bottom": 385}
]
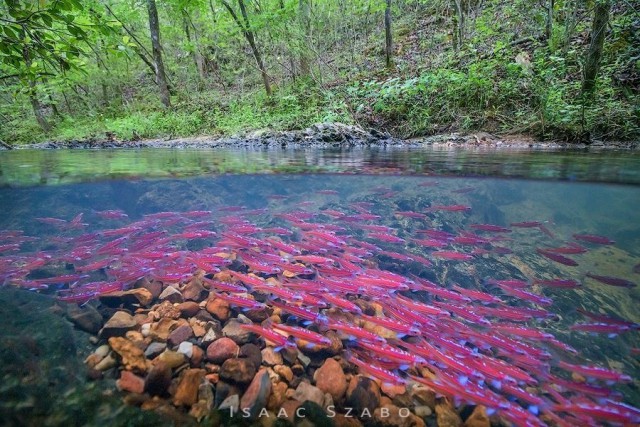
[{"left": 0, "top": 146, "right": 638, "bottom": 425}]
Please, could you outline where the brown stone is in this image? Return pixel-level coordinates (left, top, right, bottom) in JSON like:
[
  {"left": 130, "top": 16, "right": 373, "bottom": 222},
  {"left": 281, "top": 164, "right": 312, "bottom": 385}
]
[
  {"left": 145, "top": 361, "right": 172, "bottom": 396},
  {"left": 274, "top": 365, "right": 294, "bottom": 383},
  {"left": 159, "top": 286, "right": 184, "bottom": 304},
  {"left": 278, "top": 399, "right": 301, "bottom": 423},
  {"left": 100, "top": 311, "right": 137, "bottom": 339},
  {"left": 374, "top": 403, "right": 425, "bottom": 427},
  {"left": 261, "top": 347, "right": 283, "bottom": 366},
  {"left": 411, "top": 385, "right": 436, "bottom": 409},
  {"left": 435, "top": 403, "right": 463, "bottom": 427},
  {"left": 464, "top": 405, "right": 490, "bottom": 427},
  {"left": 292, "top": 381, "right": 325, "bottom": 406},
  {"left": 155, "top": 349, "right": 187, "bottom": 369},
  {"left": 206, "top": 337, "right": 240, "bottom": 364},
  {"left": 109, "top": 336, "right": 149, "bottom": 373},
  {"left": 173, "top": 368, "right": 206, "bottom": 407},
  {"left": 381, "top": 381, "right": 407, "bottom": 399},
  {"left": 267, "top": 381, "right": 288, "bottom": 410},
  {"left": 334, "top": 414, "right": 364, "bottom": 427},
  {"left": 178, "top": 301, "right": 201, "bottom": 318},
  {"left": 346, "top": 376, "right": 381, "bottom": 415},
  {"left": 167, "top": 324, "right": 194, "bottom": 347},
  {"left": 189, "top": 318, "right": 207, "bottom": 337},
  {"left": 66, "top": 303, "right": 103, "bottom": 334},
  {"left": 314, "top": 358, "right": 347, "bottom": 401},
  {"left": 100, "top": 288, "right": 154, "bottom": 308},
  {"left": 240, "top": 368, "right": 272, "bottom": 420},
  {"left": 244, "top": 307, "right": 269, "bottom": 323},
  {"left": 154, "top": 300, "right": 181, "bottom": 319},
  {"left": 117, "top": 370, "right": 145, "bottom": 394},
  {"left": 149, "top": 318, "right": 179, "bottom": 342},
  {"left": 205, "top": 297, "right": 231, "bottom": 322},
  {"left": 219, "top": 358, "right": 257, "bottom": 384},
  {"left": 190, "top": 345, "right": 204, "bottom": 366},
  {"left": 182, "top": 278, "right": 208, "bottom": 302},
  {"left": 138, "top": 278, "right": 163, "bottom": 300}
]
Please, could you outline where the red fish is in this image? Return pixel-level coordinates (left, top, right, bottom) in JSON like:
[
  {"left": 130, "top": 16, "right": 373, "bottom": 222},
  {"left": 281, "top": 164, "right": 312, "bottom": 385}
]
[
  {"left": 573, "top": 233, "right": 615, "bottom": 245},
  {"left": 426, "top": 204, "right": 472, "bottom": 212},
  {"left": 536, "top": 249, "right": 578, "bottom": 266},
  {"left": 346, "top": 352, "right": 406, "bottom": 385},
  {"left": 271, "top": 323, "right": 331, "bottom": 346},
  {"left": 585, "top": 272, "right": 636, "bottom": 288},
  {"left": 470, "top": 224, "right": 511, "bottom": 233},
  {"left": 432, "top": 251, "right": 474, "bottom": 261},
  {"left": 557, "top": 360, "right": 631, "bottom": 382},
  {"left": 535, "top": 278, "right": 581, "bottom": 288}
]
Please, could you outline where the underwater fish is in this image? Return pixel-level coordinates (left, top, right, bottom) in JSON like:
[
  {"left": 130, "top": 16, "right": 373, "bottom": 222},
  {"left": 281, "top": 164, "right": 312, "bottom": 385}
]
[
  {"left": 573, "top": 233, "right": 615, "bottom": 245},
  {"left": 585, "top": 272, "right": 636, "bottom": 288}
]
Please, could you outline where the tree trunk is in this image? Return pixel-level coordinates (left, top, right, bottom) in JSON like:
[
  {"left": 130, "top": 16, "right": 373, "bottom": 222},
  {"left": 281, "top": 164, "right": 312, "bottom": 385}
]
[
  {"left": 298, "top": 0, "right": 311, "bottom": 77},
  {"left": 22, "top": 46, "right": 51, "bottom": 132},
  {"left": 182, "top": 9, "right": 207, "bottom": 80},
  {"left": 385, "top": 0, "right": 393, "bottom": 68},
  {"left": 545, "top": 0, "right": 554, "bottom": 41},
  {"left": 452, "top": 0, "right": 464, "bottom": 51},
  {"left": 147, "top": 0, "right": 171, "bottom": 108},
  {"left": 221, "top": 0, "right": 272, "bottom": 96},
  {"left": 581, "top": 0, "right": 610, "bottom": 97}
]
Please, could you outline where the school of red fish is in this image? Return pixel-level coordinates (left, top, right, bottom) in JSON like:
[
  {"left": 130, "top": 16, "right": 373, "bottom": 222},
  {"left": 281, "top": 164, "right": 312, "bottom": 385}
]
[{"left": 0, "top": 185, "right": 639, "bottom": 426}]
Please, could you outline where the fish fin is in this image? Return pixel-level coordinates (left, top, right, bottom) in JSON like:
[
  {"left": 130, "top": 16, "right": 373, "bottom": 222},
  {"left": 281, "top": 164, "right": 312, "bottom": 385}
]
[
  {"left": 490, "top": 380, "right": 502, "bottom": 390},
  {"left": 273, "top": 346, "right": 283, "bottom": 352},
  {"left": 302, "top": 320, "right": 313, "bottom": 326},
  {"left": 486, "top": 408, "right": 496, "bottom": 416},
  {"left": 398, "top": 364, "right": 410, "bottom": 371},
  {"left": 395, "top": 333, "right": 407, "bottom": 339},
  {"left": 457, "top": 375, "right": 469, "bottom": 386},
  {"left": 607, "top": 333, "right": 618, "bottom": 338},
  {"left": 528, "top": 405, "right": 539, "bottom": 415}
]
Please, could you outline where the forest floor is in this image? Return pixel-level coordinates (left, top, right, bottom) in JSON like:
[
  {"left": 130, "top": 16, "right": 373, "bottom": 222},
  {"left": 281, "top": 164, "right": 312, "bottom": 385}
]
[{"left": 10, "top": 123, "right": 638, "bottom": 151}]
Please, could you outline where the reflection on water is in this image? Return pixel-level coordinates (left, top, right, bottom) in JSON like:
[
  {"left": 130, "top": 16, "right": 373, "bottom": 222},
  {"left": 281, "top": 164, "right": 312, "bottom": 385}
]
[
  {"left": 0, "top": 174, "right": 638, "bottom": 424},
  {"left": 1, "top": 146, "right": 640, "bottom": 186}
]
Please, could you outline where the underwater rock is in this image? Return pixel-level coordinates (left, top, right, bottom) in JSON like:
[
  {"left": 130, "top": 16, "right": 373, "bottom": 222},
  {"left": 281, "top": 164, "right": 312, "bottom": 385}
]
[
  {"left": 177, "top": 341, "right": 194, "bottom": 358},
  {"left": 167, "top": 324, "right": 194, "bottom": 347},
  {"left": 267, "top": 380, "right": 288, "bottom": 410},
  {"left": 314, "top": 358, "right": 347, "bottom": 401},
  {"left": 206, "top": 297, "right": 231, "bottom": 322},
  {"left": 293, "top": 381, "right": 325, "bottom": 407},
  {"left": 220, "top": 358, "right": 257, "bottom": 384},
  {"left": 138, "top": 278, "right": 163, "bottom": 300},
  {"left": 410, "top": 385, "right": 436, "bottom": 410},
  {"left": 145, "top": 361, "right": 172, "bottom": 396},
  {"left": 99, "top": 311, "right": 137, "bottom": 339},
  {"left": 148, "top": 318, "right": 179, "bottom": 342},
  {"left": 218, "top": 393, "right": 240, "bottom": 413},
  {"left": 173, "top": 368, "right": 206, "bottom": 407},
  {"left": 295, "top": 400, "right": 334, "bottom": 427},
  {"left": 274, "top": 364, "right": 294, "bottom": 383},
  {"left": 241, "top": 343, "right": 263, "bottom": 370},
  {"left": 177, "top": 301, "right": 201, "bottom": 318},
  {"left": 99, "top": 288, "right": 153, "bottom": 308},
  {"left": 117, "top": 370, "right": 145, "bottom": 394},
  {"left": 435, "top": 403, "right": 463, "bottom": 427},
  {"left": 334, "top": 414, "right": 364, "bottom": 427},
  {"left": 109, "top": 336, "right": 149, "bottom": 373},
  {"left": 201, "top": 320, "right": 223, "bottom": 346},
  {"left": 245, "top": 307, "right": 270, "bottom": 323},
  {"left": 262, "top": 347, "right": 284, "bottom": 366},
  {"left": 158, "top": 286, "right": 184, "bottom": 304},
  {"left": 144, "top": 342, "right": 167, "bottom": 359},
  {"left": 94, "top": 353, "right": 117, "bottom": 371},
  {"left": 374, "top": 403, "right": 425, "bottom": 427},
  {"left": 190, "top": 345, "right": 205, "bottom": 366},
  {"left": 240, "top": 368, "right": 272, "bottom": 420},
  {"left": 155, "top": 349, "right": 186, "bottom": 369},
  {"left": 463, "top": 405, "right": 490, "bottom": 427},
  {"left": 65, "top": 303, "right": 103, "bottom": 334},
  {"left": 279, "top": 399, "right": 302, "bottom": 423},
  {"left": 206, "top": 337, "right": 240, "bottom": 364},
  {"left": 153, "top": 300, "right": 181, "bottom": 319},
  {"left": 182, "top": 278, "right": 208, "bottom": 301},
  {"left": 214, "top": 380, "right": 242, "bottom": 408},
  {"left": 345, "top": 376, "right": 381, "bottom": 416},
  {"left": 223, "top": 318, "right": 255, "bottom": 344}
]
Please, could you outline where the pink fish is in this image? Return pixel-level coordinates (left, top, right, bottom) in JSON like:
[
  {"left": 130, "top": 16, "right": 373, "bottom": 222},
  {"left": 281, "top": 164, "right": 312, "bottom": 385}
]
[
  {"left": 271, "top": 323, "right": 331, "bottom": 346},
  {"left": 470, "top": 224, "right": 511, "bottom": 233},
  {"left": 346, "top": 352, "right": 406, "bottom": 385},
  {"left": 535, "top": 278, "right": 581, "bottom": 288},
  {"left": 239, "top": 324, "right": 296, "bottom": 350},
  {"left": 426, "top": 204, "right": 472, "bottom": 212},
  {"left": 536, "top": 249, "right": 578, "bottom": 266},
  {"left": 432, "top": 251, "right": 474, "bottom": 261},
  {"left": 573, "top": 233, "right": 615, "bottom": 245},
  {"left": 212, "top": 292, "right": 265, "bottom": 310},
  {"left": 570, "top": 322, "right": 631, "bottom": 335},
  {"left": 585, "top": 272, "right": 636, "bottom": 288}
]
